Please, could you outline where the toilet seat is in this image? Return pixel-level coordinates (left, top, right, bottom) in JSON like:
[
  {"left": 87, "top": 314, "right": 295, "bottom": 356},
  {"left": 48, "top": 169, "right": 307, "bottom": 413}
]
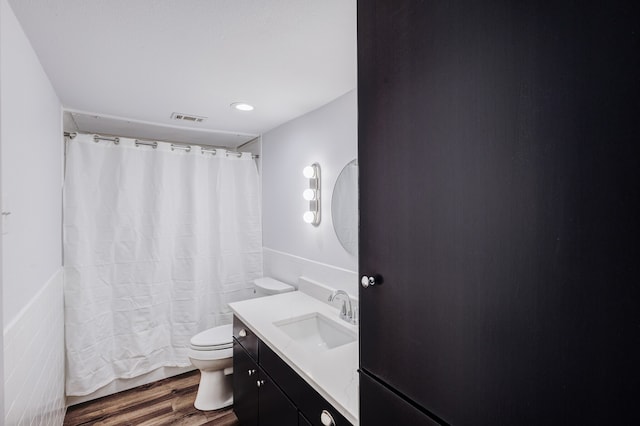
[{"left": 190, "top": 324, "right": 232, "bottom": 351}]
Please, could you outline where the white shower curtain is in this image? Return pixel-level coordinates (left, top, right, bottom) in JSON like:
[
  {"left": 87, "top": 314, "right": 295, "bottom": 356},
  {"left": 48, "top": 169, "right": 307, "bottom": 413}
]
[{"left": 63, "top": 134, "right": 262, "bottom": 396}]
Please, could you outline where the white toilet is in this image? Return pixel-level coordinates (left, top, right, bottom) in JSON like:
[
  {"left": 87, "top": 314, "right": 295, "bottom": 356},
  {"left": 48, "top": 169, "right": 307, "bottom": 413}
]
[
  {"left": 188, "top": 324, "right": 234, "bottom": 411},
  {"left": 188, "top": 277, "right": 294, "bottom": 411}
]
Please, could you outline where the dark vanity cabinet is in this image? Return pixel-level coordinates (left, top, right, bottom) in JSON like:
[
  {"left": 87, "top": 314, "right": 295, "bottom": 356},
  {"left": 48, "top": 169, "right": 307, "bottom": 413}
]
[
  {"left": 233, "top": 316, "right": 352, "bottom": 426},
  {"left": 232, "top": 318, "right": 296, "bottom": 426},
  {"left": 358, "top": 0, "right": 639, "bottom": 424}
]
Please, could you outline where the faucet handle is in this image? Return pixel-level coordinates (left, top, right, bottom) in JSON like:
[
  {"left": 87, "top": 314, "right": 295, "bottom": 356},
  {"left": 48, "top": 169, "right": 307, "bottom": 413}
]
[
  {"left": 339, "top": 300, "right": 348, "bottom": 317},
  {"left": 328, "top": 290, "right": 357, "bottom": 324},
  {"left": 351, "top": 305, "right": 358, "bottom": 324}
]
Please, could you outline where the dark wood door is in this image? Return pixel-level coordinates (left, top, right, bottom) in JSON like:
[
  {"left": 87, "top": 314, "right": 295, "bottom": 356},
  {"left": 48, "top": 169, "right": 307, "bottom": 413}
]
[
  {"left": 233, "top": 341, "right": 259, "bottom": 426},
  {"left": 358, "top": 0, "right": 640, "bottom": 424}
]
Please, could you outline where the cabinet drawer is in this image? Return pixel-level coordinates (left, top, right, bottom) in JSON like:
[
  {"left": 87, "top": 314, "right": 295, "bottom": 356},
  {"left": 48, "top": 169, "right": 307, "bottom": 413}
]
[
  {"left": 259, "top": 341, "right": 351, "bottom": 426},
  {"left": 233, "top": 315, "right": 258, "bottom": 360}
]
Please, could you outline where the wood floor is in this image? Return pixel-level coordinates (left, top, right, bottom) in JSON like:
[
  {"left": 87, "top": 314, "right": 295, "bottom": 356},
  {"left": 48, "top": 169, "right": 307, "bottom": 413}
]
[{"left": 63, "top": 371, "right": 240, "bottom": 426}]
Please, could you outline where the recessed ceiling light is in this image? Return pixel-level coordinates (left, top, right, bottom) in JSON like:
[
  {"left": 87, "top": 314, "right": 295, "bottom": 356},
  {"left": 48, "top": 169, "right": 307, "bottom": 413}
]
[{"left": 231, "top": 102, "right": 254, "bottom": 111}]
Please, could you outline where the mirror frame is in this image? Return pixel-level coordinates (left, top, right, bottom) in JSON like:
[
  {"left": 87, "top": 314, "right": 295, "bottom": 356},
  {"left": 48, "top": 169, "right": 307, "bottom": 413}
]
[{"left": 331, "top": 159, "right": 358, "bottom": 256}]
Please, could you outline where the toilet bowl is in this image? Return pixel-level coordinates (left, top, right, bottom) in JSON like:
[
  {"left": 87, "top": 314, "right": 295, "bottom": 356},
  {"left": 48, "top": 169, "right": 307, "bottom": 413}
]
[
  {"left": 188, "top": 324, "right": 234, "bottom": 411},
  {"left": 189, "top": 277, "right": 295, "bottom": 411}
]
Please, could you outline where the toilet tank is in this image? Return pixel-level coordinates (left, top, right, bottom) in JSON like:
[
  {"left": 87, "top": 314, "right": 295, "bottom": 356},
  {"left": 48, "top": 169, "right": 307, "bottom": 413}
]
[{"left": 253, "top": 277, "right": 294, "bottom": 297}]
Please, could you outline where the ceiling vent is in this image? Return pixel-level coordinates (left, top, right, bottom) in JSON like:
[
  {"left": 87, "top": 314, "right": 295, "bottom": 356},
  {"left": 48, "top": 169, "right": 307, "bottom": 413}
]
[{"left": 170, "top": 112, "right": 207, "bottom": 123}]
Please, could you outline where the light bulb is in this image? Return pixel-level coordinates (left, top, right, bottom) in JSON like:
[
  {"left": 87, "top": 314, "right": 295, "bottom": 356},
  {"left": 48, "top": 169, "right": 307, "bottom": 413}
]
[
  {"left": 303, "top": 189, "right": 316, "bottom": 200},
  {"left": 302, "top": 165, "right": 316, "bottom": 179},
  {"left": 303, "top": 211, "right": 315, "bottom": 224}
]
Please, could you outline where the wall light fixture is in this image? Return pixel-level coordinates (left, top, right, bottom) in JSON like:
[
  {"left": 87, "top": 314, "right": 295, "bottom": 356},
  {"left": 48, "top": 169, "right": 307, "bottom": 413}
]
[{"left": 302, "top": 163, "right": 321, "bottom": 226}]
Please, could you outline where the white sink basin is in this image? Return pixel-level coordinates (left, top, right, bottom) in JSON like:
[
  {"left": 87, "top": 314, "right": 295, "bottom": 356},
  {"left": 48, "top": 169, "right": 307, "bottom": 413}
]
[{"left": 274, "top": 312, "right": 356, "bottom": 352}]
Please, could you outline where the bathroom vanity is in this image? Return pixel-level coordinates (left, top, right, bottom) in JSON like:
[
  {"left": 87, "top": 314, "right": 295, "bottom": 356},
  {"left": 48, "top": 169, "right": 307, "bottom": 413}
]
[{"left": 229, "top": 291, "right": 358, "bottom": 425}]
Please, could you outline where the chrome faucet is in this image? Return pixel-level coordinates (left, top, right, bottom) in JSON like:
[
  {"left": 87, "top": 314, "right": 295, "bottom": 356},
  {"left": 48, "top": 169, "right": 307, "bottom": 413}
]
[{"left": 328, "top": 290, "right": 357, "bottom": 325}]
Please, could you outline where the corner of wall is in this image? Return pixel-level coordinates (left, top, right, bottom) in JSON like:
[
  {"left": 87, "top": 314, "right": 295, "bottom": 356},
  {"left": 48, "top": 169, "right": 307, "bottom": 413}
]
[{"left": 2, "top": 0, "right": 65, "bottom": 423}]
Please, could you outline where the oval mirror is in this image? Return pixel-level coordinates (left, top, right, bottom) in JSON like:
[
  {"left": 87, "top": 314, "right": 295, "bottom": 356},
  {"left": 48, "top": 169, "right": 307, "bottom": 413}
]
[{"left": 331, "top": 159, "right": 358, "bottom": 256}]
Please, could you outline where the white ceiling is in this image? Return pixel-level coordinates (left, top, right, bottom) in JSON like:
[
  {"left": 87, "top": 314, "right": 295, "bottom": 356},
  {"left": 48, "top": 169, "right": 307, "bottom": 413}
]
[{"left": 9, "top": 0, "right": 356, "bottom": 147}]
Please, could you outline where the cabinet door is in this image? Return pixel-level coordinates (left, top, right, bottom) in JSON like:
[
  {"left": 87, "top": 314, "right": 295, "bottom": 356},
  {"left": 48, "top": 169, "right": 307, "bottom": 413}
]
[
  {"left": 358, "top": 0, "right": 639, "bottom": 424},
  {"left": 298, "top": 413, "right": 312, "bottom": 426},
  {"left": 259, "top": 340, "right": 351, "bottom": 426},
  {"left": 360, "top": 372, "right": 439, "bottom": 426},
  {"left": 258, "top": 368, "right": 298, "bottom": 426},
  {"left": 233, "top": 341, "right": 258, "bottom": 426}
]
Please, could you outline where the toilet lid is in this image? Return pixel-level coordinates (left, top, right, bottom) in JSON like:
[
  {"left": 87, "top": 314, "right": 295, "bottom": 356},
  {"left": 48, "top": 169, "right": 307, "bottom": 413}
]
[
  {"left": 254, "top": 277, "right": 294, "bottom": 293},
  {"left": 190, "top": 324, "right": 233, "bottom": 350}
]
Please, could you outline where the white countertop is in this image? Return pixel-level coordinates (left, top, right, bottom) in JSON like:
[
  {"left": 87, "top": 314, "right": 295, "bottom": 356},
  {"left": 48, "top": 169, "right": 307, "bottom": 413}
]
[{"left": 229, "top": 291, "right": 359, "bottom": 425}]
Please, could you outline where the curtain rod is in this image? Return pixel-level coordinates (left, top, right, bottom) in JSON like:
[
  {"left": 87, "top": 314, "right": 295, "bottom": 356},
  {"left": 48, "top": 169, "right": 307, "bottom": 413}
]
[{"left": 63, "top": 131, "right": 260, "bottom": 159}]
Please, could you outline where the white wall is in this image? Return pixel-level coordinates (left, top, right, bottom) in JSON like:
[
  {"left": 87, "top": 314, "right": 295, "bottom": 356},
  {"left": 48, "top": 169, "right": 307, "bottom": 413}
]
[
  {"left": 1, "top": 0, "right": 65, "bottom": 423},
  {"left": 1, "top": 0, "right": 63, "bottom": 326},
  {"left": 3, "top": 272, "right": 65, "bottom": 425},
  {"left": 262, "top": 91, "right": 357, "bottom": 294}
]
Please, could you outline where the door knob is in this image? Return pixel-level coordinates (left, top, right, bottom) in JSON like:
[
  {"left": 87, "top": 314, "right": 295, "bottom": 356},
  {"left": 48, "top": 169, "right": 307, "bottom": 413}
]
[
  {"left": 256, "top": 380, "right": 265, "bottom": 387},
  {"left": 361, "top": 275, "right": 381, "bottom": 288},
  {"left": 248, "top": 369, "right": 256, "bottom": 376},
  {"left": 238, "top": 328, "right": 247, "bottom": 338}
]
